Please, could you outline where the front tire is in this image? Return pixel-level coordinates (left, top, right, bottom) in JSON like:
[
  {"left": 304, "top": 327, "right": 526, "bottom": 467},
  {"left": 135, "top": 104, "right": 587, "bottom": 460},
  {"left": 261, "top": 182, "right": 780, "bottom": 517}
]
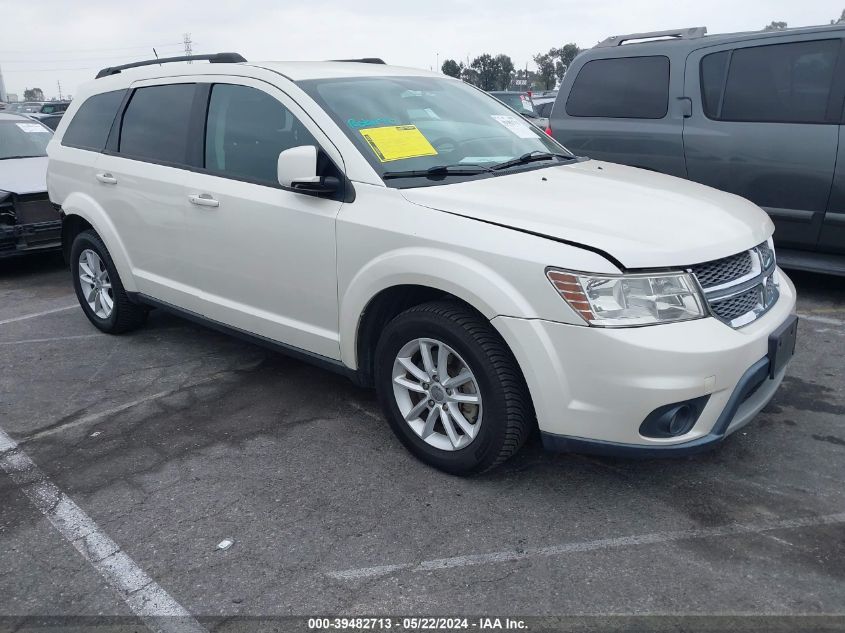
[
  {"left": 70, "top": 230, "right": 147, "bottom": 334},
  {"left": 375, "top": 301, "right": 532, "bottom": 475}
]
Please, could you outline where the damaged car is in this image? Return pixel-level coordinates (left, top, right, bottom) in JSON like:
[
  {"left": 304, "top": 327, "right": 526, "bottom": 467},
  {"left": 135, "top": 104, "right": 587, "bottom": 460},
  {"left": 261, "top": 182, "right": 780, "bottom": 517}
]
[{"left": 0, "top": 113, "right": 61, "bottom": 258}]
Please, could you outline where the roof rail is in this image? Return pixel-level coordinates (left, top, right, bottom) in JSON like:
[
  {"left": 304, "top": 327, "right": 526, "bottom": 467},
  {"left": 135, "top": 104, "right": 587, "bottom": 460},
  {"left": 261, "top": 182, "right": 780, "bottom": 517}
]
[
  {"left": 95, "top": 52, "right": 247, "bottom": 79},
  {"left": 331, "top": 58, "right": 386, "bottom": 64},
  {"left": 595, "top": 27, "right": 707, "bottom": 48}
]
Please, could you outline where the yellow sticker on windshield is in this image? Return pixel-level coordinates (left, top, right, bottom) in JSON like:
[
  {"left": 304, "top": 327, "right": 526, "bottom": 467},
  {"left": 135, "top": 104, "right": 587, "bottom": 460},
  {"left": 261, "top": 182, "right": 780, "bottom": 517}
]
[{"left": 359, "top": 125, "right": 438, "bottom": 162}]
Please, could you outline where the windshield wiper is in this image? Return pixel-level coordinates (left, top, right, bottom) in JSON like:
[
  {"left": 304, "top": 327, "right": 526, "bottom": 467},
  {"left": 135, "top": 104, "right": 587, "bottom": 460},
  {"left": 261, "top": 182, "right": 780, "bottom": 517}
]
[
  {"left": 0, "top": 155, "right": 44, "bottom": 160},
  {"left": 382, "top": 164, "right": 493, "bottom": 180},
  {"left": 490, "top": 151, "right": 574, "bottom": 171}
]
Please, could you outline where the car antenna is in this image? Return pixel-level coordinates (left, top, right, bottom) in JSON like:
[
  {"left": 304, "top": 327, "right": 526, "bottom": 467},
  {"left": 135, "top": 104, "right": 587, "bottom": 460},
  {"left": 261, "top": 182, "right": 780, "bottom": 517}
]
[{"left": 152, "top": 48, "right": 161, "bottom": 66}]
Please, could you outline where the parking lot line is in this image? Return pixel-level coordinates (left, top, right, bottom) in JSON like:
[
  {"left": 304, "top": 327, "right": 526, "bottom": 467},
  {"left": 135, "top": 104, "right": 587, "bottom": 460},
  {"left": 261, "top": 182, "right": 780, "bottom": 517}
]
[
  {"left": 0, "top": 304, "right": 79, "bottom": 326},
  {"left": 328, "top": 511, "right": 845, "bottom": 581},
  {"left": 0, "top": 427, "right": 207, "bottom": 633},
  {"left": 0, "top": 333, "right": 102, "bottom": 346}
]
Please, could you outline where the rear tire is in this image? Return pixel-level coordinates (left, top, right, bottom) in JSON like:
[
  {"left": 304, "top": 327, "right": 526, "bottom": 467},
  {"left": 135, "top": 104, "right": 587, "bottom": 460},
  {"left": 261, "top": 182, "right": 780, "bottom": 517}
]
[
  {"left": 375, "top": 300, "right": 532, "bottom": 475},
  {"left": 70, "top": 230, "right": 147, "bottom": 334}
]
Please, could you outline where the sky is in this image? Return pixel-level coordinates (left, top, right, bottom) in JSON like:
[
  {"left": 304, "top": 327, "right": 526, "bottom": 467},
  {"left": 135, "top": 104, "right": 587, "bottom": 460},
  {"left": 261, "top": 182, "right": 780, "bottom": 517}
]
[{"left": 1, "top": 0, "right": 842, "bottom": 99}]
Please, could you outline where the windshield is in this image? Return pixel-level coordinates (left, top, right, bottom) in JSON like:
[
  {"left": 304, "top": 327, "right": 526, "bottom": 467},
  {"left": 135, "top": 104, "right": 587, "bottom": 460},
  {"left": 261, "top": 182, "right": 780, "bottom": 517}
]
[
  {"left": 0, "top": 120, "right": 52, "bottom": 159},
  {"left": 299, "top": 76, "right": 570, "bottom": 187},
  {"left": 492, "top": 92, "right": 535, "bottom": 114}
]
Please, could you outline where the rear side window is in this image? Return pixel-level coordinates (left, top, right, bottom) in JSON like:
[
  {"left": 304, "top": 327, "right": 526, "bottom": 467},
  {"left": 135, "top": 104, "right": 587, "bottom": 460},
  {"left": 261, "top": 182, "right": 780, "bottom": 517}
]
[
  {"left": 701, "top": 39, "right": 841, "bottom": 123},
  {"left": 566, "top": 56, "right": 670, "bottom": 119},
  {"left": 119, "top": 84, "right": 196, "bottom": 164},
  {"left": 204, "top": 84, "right": 317, "bottom": 185},
  {"left": 61, "top": 90, "right": 125, "bottom": 151}
]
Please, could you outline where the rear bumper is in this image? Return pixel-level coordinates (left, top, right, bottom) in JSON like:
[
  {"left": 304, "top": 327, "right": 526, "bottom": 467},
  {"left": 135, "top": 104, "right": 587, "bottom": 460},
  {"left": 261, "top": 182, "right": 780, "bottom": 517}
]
[{"left": 0, "top": 220, "right": 62, "bottom": 258}]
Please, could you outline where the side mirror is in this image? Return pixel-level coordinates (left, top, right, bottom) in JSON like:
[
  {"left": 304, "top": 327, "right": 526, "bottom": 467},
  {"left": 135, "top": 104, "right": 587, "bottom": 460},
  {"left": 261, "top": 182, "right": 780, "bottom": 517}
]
[{"left": 277, "top": 145, "right": 339, "bottom": 195}]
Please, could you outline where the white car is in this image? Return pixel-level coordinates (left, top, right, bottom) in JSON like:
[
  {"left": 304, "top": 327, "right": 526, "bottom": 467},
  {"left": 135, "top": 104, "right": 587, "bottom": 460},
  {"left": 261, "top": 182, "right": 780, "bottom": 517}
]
[
  {"left": 1, "top": 113, "right": 61, "bottom": 257},
  {"left": 47, "top": 53, "right": 798, "bottom": 474}
]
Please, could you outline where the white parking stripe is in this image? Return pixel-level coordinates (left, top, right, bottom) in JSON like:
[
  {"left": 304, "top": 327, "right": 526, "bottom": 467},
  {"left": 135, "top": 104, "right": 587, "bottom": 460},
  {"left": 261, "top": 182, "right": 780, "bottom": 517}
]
[
  {"left": 0, "top": 427, "right": 207, "bottom": 633},
  {"left": 0, "top": 333, "right": 102, "bottom": 346},
  {"left": 0, "top": 304, "right": 78, "bottom": 326},
  {"left": 328, "top": 511, "right": 845, "bottom": 580}
]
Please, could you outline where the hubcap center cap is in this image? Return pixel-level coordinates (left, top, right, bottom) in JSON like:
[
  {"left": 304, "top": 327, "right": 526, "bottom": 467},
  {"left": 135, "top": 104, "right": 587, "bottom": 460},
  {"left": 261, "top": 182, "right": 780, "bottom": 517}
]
[{"left": 430, "top": 384, "right": 447, "bottom": 403}]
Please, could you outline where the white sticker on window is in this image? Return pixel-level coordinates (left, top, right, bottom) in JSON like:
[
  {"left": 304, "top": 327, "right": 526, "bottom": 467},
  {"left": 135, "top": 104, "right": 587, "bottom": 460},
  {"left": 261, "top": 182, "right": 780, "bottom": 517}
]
[
  {"left": 491, "top": 114, "right": 537, "bottom": 139},
  {"left": 460, "top": 156, "right": 511, "bottom": 164},
  {"left": 16, "top": 123, "right": 50, "bottom": 134}
]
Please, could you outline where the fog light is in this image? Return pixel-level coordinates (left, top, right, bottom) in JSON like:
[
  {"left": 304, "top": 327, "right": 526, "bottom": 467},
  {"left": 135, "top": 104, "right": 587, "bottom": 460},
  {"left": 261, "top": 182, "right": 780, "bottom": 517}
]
[
  {"left": 639, "top": 395, "right": 710, "bottom": 439},
  {"left": 667, "top": 405, "right": 694, "bottom": 436}
]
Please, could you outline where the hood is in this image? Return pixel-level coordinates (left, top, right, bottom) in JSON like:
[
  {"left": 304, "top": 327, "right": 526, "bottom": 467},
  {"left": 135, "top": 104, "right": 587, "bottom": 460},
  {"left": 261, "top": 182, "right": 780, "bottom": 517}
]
[
  {"left": 0, "top": 156, "right": 48, "bottom": 195},
  {"left": 400, "top": 160, "right": 773, "bottom": 270}
]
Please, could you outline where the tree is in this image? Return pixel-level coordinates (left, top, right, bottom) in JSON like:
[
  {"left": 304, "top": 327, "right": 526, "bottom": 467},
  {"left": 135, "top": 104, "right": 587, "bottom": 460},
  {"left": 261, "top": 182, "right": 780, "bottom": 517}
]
[
  {"left": 23, "top": 88, "right": 44, "bottom": 101},
  {"left": 533, "top": 52, "right": 557, "bottom": 90},
  {"left": 470, "top": 54, "right": 501, "bottom": 91},
  {"left": 554, "top": 43, "right": 581, "bottom": 81},
  {"left": 512, "top": 67, "right": 537, "bottom": 91},
  {"left": 441, "top": 59, "right": 462, "bottom": 78},
  {"left": 494, "top": 54, "right": 515, "bottom": 90},
  {"left": 831, "top": 9, "right": 845, "bottom": 23},
  {"left": 763, "top": 21, "right": 787, "bottom": 31},
  {"left": 461, "top": 66, "right": 480, "bottom": 87}
]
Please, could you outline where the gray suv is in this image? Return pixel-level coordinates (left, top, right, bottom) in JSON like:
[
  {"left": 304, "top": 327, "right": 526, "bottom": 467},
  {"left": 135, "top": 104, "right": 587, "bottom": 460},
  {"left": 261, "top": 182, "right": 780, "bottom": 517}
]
[{"left": 550, "top": 25, "right": 845, "bottom": 275}]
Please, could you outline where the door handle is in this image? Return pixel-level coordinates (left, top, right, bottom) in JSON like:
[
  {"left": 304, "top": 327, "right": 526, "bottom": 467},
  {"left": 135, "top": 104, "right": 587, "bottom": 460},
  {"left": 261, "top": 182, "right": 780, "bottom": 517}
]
[
  {"left": 96, "top": 172, "right": 117, "bottom": 185},
  {"left": 188, "top": 193, "right": 220, "bottom": 208},
  {"left": 677, "top": 96, "right": 693, "bottom": 118}
]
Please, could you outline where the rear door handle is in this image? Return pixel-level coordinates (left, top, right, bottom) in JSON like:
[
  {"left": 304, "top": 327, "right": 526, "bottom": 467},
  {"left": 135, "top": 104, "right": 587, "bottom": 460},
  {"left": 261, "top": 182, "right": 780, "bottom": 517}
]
[
  {"left": 677, "top": 96, "right": 693, "bottom": 118},
  {"left": 96, "top": 172, "right": 117, "bottom": 185},
  {"left": 188, "top": 193, "right": 219, "bottom": 208}
]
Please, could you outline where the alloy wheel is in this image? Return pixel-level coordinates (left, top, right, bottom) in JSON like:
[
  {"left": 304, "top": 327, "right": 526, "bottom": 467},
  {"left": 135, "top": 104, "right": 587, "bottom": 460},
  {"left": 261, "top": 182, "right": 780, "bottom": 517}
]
[
  {"left": 78, "top": 249, "right": 114, "bottom": 319},
  {"left": 391, "top": 338, "right": 483, "bottom": 451}
]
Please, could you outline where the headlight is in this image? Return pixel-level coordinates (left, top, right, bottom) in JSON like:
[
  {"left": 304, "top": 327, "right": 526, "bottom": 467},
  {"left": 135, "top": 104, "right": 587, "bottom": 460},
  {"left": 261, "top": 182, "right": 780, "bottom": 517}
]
[{"left": 546, "top": 269, "right": 707, "bottom": 327}]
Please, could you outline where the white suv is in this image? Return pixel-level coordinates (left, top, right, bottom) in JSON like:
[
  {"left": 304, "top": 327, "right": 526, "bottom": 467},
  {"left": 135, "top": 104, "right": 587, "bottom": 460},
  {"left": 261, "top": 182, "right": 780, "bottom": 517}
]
[{"left": 47, "top": 53, "right": 798, "bottom": 474}]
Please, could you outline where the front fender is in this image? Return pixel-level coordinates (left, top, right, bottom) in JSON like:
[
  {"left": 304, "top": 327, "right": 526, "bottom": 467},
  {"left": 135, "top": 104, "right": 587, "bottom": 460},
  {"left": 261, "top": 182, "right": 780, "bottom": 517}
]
[
  {"left": 339, "top": 246, "right": 536, "bottom": 369},
  {"left": 61, "top": 191, "right": 137, "bottom": 293}
]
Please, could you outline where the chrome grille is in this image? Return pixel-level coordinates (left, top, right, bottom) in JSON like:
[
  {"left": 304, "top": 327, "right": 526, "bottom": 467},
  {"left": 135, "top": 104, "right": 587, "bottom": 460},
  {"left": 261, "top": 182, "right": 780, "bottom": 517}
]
[
  {"left": 692, "top": 242, "right": 779, "bottom": 329},
  {"left": 710, "top": 287, "right": 760, "bottom": 321},
  {"left": 691, "top": 251, "right": 753, "bottom": 289}
]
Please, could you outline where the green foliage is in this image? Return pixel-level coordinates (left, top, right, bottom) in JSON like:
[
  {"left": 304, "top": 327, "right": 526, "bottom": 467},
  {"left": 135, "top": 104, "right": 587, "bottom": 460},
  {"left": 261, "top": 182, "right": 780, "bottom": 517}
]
[
  {"left": 494, "top": 54, "right": 515, "bottom": 90},
  {"left": 533, "top": 52, "right": 557, "bottom": 90},
  {"left": 555, "top": 43, "right": 582, "bottom": 80},
  {"left": 447, "top": 42, "right": 580, "bottom": 90},
  {"left": 763, "top": 21, "right": 788, "bottom": 31},
  {"left": 23, "top": 88, "right": 44, "bottom": 101},
  {"left": 470, "top": 53, "right": 515, "bottom": 90},
  {"left": 441, "top": 59, "right": 462, "bottom": 78}
]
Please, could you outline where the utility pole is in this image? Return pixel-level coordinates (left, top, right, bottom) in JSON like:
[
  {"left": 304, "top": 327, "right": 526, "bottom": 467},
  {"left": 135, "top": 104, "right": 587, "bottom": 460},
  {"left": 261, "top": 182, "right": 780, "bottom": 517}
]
[
  {"left": 57, "top": 80, "right": 63, "bottom": 100},
  {"left": 183, "top": 33, "right": 193, "bottom": 63},
  {"left": 0, "top": 64, "right": 7, "bottom": 103},
  {"left": 436, "top": 52, "right": 439, "bottom": 72}
]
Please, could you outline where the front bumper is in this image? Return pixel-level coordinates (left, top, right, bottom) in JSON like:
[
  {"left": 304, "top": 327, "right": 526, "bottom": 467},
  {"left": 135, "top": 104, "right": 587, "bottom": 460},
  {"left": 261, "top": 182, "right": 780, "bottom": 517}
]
[
  {"left": 0, "top": 220, "right": 62, "bottom": 258},
  {"left": 491, "top": 267, "right": 797, "bottom": 454}
]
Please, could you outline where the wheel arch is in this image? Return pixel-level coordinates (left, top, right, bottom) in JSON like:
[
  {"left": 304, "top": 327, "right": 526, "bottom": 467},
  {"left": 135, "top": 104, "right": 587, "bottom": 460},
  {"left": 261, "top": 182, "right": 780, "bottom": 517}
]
[
  {"left": 340, "top": 247, "right": 536, "bottom": 384},
  {"left": 60, "top": 192, "right": 137, "bottom": 292}
]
